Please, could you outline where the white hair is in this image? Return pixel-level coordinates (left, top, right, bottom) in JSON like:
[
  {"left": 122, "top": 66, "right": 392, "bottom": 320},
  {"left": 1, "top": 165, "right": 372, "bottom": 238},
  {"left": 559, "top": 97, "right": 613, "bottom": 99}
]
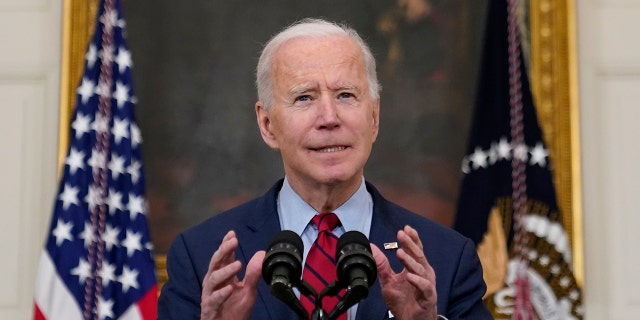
[{"left": 255, "top": 18, "right": 381, "bottom": 110}]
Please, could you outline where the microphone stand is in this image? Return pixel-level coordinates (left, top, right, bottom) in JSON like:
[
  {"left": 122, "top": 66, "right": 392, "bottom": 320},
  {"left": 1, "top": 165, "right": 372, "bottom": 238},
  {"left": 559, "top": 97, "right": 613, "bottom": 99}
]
[
  {"left": 269, "top": 277, "right": 310, "bottom": 319},
  {"left": 293, "top": 278, "right": 370, "bottom": 320},
  {"left": 270, "top": 277, "right": 344, "bottom": 320},
  {"left": 310, "top": 281, "right": 344, "bottom": 320}
]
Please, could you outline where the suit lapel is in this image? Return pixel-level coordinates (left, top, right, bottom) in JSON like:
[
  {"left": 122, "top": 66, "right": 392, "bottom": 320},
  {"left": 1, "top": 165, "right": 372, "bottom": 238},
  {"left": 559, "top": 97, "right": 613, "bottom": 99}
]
[
  {"left": 356, "top": 184, "right": 405, "bottom": 320},
  {"left": 237, "top": 181, "right": 298, "bottom": 320}
]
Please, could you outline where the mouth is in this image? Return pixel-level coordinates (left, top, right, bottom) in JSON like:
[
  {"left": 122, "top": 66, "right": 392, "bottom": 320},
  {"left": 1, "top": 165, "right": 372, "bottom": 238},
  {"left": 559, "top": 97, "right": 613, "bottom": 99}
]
[{"left": 312, "top": 146, "right": 347, "bottom": 153}]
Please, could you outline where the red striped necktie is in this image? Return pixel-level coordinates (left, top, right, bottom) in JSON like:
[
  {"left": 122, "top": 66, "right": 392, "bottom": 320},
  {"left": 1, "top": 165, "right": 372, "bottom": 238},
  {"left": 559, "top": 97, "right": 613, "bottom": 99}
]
[{"left": 301, "top": 212, "right": 346, "bottom": 319}]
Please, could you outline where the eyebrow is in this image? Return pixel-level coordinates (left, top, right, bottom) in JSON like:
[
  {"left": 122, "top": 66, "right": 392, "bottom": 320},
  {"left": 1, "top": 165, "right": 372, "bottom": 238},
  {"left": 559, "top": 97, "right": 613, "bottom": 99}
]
[
  {"left": 335, "top": 84, "right": 358, "bottom": 92},
  {"left": 289, "top": 85, "right": 317, "bottom": 97},
  {"left": 289, "top": 86, "right": 314, "bottom": 96},
  {"left": 288, "top": 83, "right": 360, "bottom": 97}
]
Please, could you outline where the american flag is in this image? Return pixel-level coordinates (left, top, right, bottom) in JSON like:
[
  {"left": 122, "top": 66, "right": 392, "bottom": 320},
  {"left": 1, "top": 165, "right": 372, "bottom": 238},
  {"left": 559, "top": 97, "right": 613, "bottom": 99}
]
[
  {"left": 454, "top": 0, "right": 583, "bottom": 319},
  {"left": 33, "top": 0, "right": 157, "bottom": 319}
]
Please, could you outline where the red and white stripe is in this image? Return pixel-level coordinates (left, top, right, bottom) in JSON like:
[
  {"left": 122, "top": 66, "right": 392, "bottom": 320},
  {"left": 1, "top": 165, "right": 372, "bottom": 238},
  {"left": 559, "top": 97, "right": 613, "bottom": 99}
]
[{"left": 33, "top": 251, "right": 157, "bottom": 320}]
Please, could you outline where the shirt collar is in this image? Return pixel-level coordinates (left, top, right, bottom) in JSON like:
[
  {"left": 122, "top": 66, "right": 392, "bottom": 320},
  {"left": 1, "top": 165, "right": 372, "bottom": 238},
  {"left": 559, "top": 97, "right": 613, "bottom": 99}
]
[{"left": 277, "top": 177, "right": 372, "bottom": 237}]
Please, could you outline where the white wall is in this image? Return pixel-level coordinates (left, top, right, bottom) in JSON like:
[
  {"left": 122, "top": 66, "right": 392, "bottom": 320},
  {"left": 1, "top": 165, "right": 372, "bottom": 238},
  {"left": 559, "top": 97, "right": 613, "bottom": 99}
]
[
  {"left": 577, "top": 0, "right": 640, "bottom": 319},
  {"left": 1, "top": 0, "right": 639, "bottom": 318},
  {"left": 0, "top": 0, "right": 61, "bottom": 318}
]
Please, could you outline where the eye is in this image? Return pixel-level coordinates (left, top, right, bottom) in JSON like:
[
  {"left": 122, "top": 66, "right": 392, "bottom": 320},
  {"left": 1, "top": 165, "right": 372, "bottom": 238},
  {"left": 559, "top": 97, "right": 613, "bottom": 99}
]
[
  {"left": 295, "top": 95, "right": 312, "bottom": 102},
  {"left": 338, "top": 92, "right": 355, "bottom": 99}
]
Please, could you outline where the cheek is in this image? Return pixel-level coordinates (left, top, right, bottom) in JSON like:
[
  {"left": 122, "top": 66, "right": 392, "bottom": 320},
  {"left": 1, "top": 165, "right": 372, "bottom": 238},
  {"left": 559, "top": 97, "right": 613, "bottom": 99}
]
[
  {"left": 271, "top": 118, "right": 301, "bottom": 145},
  {"left": 356, "top": 114, "right": 378, "bottom": 137}
]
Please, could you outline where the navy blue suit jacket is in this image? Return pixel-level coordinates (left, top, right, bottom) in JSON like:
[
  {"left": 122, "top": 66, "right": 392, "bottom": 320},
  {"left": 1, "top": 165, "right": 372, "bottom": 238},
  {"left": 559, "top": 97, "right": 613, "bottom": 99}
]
[{"left": 158, "top": 180, "right": 491, "bottom": 319}]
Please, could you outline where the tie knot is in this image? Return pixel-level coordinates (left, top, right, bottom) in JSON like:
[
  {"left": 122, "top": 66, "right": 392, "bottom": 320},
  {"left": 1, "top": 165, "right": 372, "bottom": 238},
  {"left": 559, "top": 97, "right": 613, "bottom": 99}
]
[{"left": 313, "top": 212, "right": 340, "bottom": 232}]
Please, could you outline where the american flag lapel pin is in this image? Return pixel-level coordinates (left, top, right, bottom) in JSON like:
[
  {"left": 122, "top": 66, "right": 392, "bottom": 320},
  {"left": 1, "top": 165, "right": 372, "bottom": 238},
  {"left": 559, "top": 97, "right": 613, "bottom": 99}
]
[{"left": 383, "top": 242, "right": 398, "bottom": 250}]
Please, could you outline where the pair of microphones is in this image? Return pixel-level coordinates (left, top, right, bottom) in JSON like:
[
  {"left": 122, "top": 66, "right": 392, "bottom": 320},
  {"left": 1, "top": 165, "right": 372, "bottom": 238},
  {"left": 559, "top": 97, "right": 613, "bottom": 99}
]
[{"left": 262, "top": 230, "right": 377, "bottom": 320}]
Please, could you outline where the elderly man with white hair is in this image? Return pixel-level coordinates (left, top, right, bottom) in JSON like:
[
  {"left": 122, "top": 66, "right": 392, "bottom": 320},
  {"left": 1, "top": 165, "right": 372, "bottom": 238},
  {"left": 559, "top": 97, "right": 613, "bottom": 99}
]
[{"left": 158, "top": 18, "right": 491, "bottom": 320}]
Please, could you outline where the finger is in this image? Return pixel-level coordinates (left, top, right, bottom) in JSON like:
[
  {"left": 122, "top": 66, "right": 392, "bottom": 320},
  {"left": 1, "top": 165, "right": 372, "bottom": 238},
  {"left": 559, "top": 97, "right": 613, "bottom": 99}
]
[
  {"left": 370, "top": 243, "right": 395, "bottom": 284},
  {"left": 404, "top": 225, "right": 423, "bottom": 248},
  {"left": 396, "top": 227, "right": 436, "bottom": 280},
  {"left": 202, "top": 260, "right": 242, "bottom": 296},
  {"left": 208, "top": 231, "right": 238, "bottom": 273},
  {"left": 243, "top": 251, "right": 266, "bottom": 291},
  {"left": 398, "top": 226, "right": 426, "bottom": 261},
  {"left": 406, "top": 272, "right": 436, "bottom": 293},
  {"left": 406, "top": 272, "right": 437, "bottom": 302},
  {"left": 396, "top": 248, "right": 436, "bottom": 293},
  {"left": 201, "top": 283, "right": 234, "bottom": 315},
  {"left": 203, "top": 231, "right": 239, "bottom": 295},
  {"left": 396, "top": 248, "right": 427, "bottom": 277},
  {"left": 397, "top": 226, "right": 429, "bottom": 267}
]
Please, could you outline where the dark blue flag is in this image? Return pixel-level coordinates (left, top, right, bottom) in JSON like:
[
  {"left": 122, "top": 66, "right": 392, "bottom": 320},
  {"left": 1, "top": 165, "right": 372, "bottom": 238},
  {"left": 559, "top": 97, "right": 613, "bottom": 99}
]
[
  {"left": 454, "top": 0, "right": 583, "bottom": 318},
  {"left": 34, "top": 0, "right": 157, "bottom": 319}
]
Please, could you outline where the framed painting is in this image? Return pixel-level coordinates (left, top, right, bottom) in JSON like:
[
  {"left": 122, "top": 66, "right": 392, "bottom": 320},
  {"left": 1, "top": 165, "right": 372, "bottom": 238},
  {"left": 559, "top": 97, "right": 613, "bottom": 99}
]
[{"left": 59, "top": 0, "right": 582, "bottom": 286}]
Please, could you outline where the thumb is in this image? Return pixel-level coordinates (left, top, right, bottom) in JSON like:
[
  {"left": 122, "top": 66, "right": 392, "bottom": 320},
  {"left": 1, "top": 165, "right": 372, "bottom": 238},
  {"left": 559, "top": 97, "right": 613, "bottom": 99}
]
[
  {"left": 370, "top": 243, "right": 394, "bottom": 284},
  {"left": 244, "top": 250, "right": 266, "bottom": 289}
]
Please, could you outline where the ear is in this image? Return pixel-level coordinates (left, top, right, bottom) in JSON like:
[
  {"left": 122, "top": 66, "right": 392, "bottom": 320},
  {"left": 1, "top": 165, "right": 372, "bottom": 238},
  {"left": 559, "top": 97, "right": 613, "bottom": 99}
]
[
  {"left": 371, "top": 98, "right": 380, "bottom": 142},
  {"left": 255, "top": 101, "right": 280, "bottom": 150}
]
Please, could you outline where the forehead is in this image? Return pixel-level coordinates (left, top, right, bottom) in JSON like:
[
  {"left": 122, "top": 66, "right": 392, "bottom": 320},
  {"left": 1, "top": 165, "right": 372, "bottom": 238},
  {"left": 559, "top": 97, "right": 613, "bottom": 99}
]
[{"left": 272, "top": 36, "right": 366, "bottom": 80}]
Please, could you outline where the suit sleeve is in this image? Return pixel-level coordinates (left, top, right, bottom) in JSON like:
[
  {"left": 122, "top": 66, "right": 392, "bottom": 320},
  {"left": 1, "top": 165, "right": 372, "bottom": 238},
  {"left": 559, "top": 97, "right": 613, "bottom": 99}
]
[
  {"left": 445, "top": 238, "right": 493, "bottom": 319},
  {"left": 158, "top": 234, "right": 203, "bottom": 320}
]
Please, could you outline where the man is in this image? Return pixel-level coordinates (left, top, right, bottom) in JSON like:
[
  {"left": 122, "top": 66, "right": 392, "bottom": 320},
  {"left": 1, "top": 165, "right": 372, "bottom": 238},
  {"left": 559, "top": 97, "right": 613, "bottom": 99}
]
[{"left": 158, "top": 18, "right": 491, "bottom": 320}]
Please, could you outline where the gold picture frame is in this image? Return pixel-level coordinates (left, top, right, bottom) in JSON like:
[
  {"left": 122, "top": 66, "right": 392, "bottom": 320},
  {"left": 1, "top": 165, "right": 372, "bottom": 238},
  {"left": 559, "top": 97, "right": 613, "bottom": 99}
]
[{"left": 59, "top": 0, "right": 583, "bottom": 287}]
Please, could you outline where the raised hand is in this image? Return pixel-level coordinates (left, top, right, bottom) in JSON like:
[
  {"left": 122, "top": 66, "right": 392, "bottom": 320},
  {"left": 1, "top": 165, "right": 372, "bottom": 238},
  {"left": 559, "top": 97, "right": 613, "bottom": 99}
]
[
  {"left": 200, "top": 230, "right": 265, "bottom": 320},
  {"left": 371, "top": 225, "right": 438, "bottom": 320}
]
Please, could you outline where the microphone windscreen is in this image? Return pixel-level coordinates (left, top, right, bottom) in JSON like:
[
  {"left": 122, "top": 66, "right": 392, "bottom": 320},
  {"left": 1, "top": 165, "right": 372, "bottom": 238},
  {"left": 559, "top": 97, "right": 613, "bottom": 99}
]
[
  {"left": 268, "top": 230, "right": 303, "bottom": 253},
  {"left": 262, "top": 230, "right": 304, "bottom": 285},
  {"left": 262, "top": 230, "right": 309, "bottom": 319},
  {"left": 336, "top": 230, "right": 370, "bottom": 256}
]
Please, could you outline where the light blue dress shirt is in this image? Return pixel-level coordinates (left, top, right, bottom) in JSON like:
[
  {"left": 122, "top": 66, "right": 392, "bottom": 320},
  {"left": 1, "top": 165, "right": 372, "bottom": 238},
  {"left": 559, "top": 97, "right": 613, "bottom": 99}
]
[{"left": 277, "top": 177, "right": 373, "bottom": 320}]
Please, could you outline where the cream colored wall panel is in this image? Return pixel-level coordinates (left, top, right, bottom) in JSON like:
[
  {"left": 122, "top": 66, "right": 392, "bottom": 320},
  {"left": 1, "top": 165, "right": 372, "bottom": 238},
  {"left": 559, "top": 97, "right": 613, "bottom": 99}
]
[
  {"left": 0, "top": 84, "right": 27, "bottom": 309},
  {"left": 0, "top": 0, "right": 48, "bottom": 10},
  {"left": 601, "top": 76, "right": 640, "bottom": 318},
  {"left": 0, "top": 0, "right": 61, "bottom": 318},
  {"left": 580, "top": 74, "right": 610, "bottom": 320},
  {"left": 581, "top": 73, "right": 640, "bottom": 319},
  {"left": 0, "top": 80, "right": 54, "bottom": 318},
  {"left": 598, "top": 5, "right": 640, "bottom": 66},
  {"left": 577, "top": 5, "right": 609, "bottom": 320},
  {"left": 578, "top": 0, "right": 640, "bottom": 317},
  {"left": 594, "top": 0, "right": 640, "bottom": 5},
  {"left": 0, "top": 11, "right": 54, "bottom": 69}
]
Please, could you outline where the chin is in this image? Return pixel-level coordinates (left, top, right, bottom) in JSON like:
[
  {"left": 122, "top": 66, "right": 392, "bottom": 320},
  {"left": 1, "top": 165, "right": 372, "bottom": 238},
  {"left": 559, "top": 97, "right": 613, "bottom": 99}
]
[{"left": 313, "top": 171, "right": 361, "bottom": 187}]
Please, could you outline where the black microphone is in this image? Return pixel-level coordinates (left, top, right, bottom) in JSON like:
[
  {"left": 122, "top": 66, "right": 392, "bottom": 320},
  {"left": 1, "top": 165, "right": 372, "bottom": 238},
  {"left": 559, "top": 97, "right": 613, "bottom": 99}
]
[
  {"left": 262, "top": 230, "right": 308, "bottom": 319},
  {"left": 329, "top": 231, "right": 377, "bottom": 319}
]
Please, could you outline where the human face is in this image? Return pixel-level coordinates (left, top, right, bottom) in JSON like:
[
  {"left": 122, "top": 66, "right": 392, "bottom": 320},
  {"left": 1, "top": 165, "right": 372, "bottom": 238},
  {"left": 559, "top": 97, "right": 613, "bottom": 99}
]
[{"left": 256, "top": 36, "right": 380, "bottom": 190}]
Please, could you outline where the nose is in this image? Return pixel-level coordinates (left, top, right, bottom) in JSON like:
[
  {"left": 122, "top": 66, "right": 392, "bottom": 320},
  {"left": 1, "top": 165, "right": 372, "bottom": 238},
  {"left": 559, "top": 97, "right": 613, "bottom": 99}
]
[{"left": 316, "top": 95, "right": 340, "bottom": 130}]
